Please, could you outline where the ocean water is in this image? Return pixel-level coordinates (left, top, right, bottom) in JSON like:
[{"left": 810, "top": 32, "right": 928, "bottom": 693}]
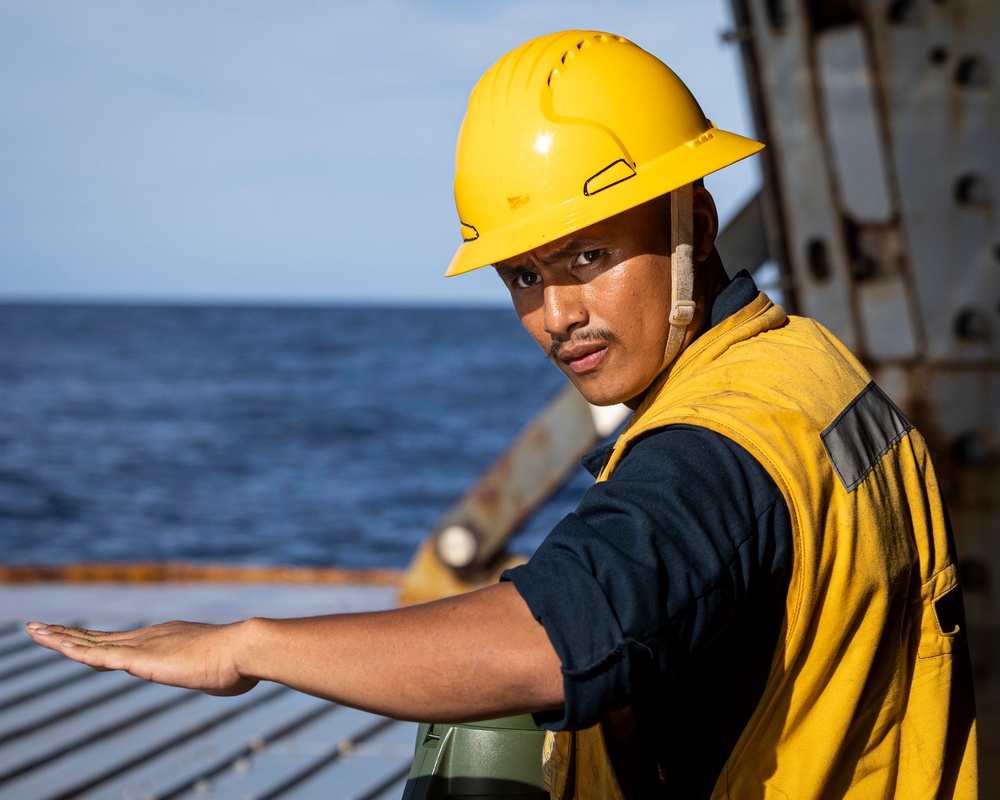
[{"left": 0, "top": 303, "right": 597, "bottom": 568}]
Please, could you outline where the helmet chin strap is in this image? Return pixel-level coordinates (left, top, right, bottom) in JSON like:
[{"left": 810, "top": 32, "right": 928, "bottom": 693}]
[{"left": 662, "top": 183, "right": 696, "bottom": 371}]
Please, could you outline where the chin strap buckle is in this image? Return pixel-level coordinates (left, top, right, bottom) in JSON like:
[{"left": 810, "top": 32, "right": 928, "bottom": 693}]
[{"left": 669, "top": 299, "right": 696, "bottom": 327}]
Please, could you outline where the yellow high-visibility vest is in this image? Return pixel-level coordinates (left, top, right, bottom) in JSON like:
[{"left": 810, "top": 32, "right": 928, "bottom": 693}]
[{"left": 548, "top": 292, "right": 977, "bottom": 799}]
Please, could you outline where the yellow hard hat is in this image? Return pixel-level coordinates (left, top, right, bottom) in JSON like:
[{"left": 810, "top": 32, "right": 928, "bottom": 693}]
[{"left": 446, "top": 30, "right": 764, "bottom": 276}]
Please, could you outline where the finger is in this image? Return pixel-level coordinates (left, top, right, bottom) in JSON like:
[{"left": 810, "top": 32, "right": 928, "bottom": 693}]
[
  {"left": 25, "top": 622, "right": 74, "bottom": 652},
  {"left": 27, "top": 623, "right": 94, "bottom": 645},
  {"left": 26, "top": 629, "right": 76, "bottom": 659},
  {"left": 28, "top": 622, "right": 143, "bottom": 645},
  {"left": 28, "top": 626, "right": 138, "bottom": 673}
]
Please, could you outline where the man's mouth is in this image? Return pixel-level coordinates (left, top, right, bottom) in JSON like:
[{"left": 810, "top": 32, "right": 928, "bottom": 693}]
[
  {"left": 547, "top": 328, "right": 620, "bottom": 375},
  {"left": 552, "top": 341, "right": 609, "bottom": 374}
]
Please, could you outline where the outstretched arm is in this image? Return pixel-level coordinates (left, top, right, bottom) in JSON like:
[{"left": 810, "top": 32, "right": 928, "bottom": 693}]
[{"left": 25, "top": 581, "right": 564, "bottom": 722}]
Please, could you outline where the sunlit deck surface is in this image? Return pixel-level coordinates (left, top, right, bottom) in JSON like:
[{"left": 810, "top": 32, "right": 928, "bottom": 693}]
[
  {"left": 0, "top": 576, "right": 417, "bottom": 800},
  {"left": 2, "top": 574, "right": 997, "bottom": 797}
]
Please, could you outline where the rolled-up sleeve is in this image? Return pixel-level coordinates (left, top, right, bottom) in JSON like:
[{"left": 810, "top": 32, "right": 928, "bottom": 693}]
[{"left": 502, "top": 424, "right": 790, "bottom": 730}]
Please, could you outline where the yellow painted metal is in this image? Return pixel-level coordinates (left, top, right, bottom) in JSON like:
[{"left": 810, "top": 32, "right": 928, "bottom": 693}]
[
  {"left": 399, "top": 385, "right": 628, "bottom": 604},
  {"left": 398, "top": 539, "right": 526, "bottom": 606}
]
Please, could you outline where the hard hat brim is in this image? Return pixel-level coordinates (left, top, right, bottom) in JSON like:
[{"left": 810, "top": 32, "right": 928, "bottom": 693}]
[{"left": 445, "top": 127, "right": 764, "bottom": 277}]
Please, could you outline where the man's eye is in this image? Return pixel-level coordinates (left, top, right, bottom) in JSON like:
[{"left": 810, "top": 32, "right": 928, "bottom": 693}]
[
  {"left": 575, "top": 250, "right": 604, "bottom": 267},
  {"left": 514, "top": 271, "right": 540, "bottom": 289}
]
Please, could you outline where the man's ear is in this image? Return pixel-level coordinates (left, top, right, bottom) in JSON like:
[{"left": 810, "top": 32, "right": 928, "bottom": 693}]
[{"left": 692, "top": 185, "right": 719, "bottom": 262}]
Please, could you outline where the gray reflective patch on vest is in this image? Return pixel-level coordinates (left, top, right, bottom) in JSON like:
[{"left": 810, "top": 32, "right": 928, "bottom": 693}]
[{"left": 821, "top": 382, "right": 913, "bottom": 493}]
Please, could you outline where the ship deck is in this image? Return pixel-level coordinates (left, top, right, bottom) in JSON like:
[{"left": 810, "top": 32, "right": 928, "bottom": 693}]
[
  {"left": 0, "top": 578, "right": 417, "bottom": 800},
  {"left": 1, "top": 574, "right": 997, "bottom": 797}
]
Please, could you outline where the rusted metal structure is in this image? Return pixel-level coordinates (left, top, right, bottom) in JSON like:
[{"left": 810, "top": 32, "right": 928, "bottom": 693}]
[
  {"left": 727, "top": 0, "right": 998, "bottom": 780},
  {"left": 726, "top": 0, "right": 999, "bottom": 628}
]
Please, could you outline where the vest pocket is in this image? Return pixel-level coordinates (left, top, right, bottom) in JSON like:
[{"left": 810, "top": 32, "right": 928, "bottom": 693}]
[{"left": 917, "top": 562, "right": 964, "bottom": 659}]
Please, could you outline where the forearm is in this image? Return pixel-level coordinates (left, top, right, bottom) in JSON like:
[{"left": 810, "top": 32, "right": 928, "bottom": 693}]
[
  {"left": 27, "top": 580, "right": 563, "bottom": 720},
  {"left": 237, "top": 582, "right": 563, "bottom": 721}
]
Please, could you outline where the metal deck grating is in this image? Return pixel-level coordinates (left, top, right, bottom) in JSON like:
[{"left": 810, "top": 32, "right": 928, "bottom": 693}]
[{"left": 0, "top": 583, "right": 417, "bottom": 799}]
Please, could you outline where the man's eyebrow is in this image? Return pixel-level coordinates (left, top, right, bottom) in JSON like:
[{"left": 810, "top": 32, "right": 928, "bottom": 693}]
[
  {"left": 538, "top": 237, "right": 609, "bottom": 265},
  {"left": 494, "top": 237, "right": 611, "bottom": 272},
  {"left": 492, "top": 263, "right": 521, "bottom": 282}
]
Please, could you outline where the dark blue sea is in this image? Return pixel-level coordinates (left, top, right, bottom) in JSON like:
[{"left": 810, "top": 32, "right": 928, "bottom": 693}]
[{"left": 0, "top": 303, "right": 597, "bottom": 568}]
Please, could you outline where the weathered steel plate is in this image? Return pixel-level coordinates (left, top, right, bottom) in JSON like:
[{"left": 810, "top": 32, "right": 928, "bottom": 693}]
[{"left": 0, "top": 583, "right": 417, "bottom": 800}]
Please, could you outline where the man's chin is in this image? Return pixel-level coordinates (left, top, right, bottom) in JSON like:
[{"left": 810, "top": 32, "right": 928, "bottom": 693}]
[
  {"left": 568, "top": 376, "right": 630, "bottom": 409},
  {"left": 566, "top": 372, "right": 655, "bottom": 410}
]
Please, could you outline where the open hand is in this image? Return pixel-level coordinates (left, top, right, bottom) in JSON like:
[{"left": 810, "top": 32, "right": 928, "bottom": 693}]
[{"left": 25, "top": 620, "right": 259, "bottom": 696}]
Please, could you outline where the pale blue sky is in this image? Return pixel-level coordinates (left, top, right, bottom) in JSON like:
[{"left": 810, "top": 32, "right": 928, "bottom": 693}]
[{"left": 0, "top": 1, "right": 761, "bottom": 306}]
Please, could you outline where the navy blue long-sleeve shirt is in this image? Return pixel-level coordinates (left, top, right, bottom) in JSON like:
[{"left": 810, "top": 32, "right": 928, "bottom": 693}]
[{"left": 502, "top": 273, "right": 792, "bottom": 796}]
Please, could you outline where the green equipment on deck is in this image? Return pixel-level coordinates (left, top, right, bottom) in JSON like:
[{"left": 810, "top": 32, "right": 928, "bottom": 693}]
[{"left": 402, "top": 714, "right": 548, "bottom": 799}]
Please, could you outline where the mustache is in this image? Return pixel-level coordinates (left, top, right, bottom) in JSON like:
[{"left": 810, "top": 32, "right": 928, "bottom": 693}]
[{"left": 547, "top": 328, "right": 621, "bottom": 360}]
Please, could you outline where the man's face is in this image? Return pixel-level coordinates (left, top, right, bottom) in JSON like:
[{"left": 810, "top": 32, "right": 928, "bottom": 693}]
[{"left": 494, "top": 199, "right": 675, "bottom": 408}]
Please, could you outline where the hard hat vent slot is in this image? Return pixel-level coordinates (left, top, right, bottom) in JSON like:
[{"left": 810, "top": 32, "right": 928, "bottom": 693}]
[
  {"left": 686, "top": 130, "right": 716, "bottom": 149},
  {"left": 584, "top": 159, "right": 637, "bottom": 196},
  {"left": 460, "top": 222, "right": 479, "bottom": 243}
]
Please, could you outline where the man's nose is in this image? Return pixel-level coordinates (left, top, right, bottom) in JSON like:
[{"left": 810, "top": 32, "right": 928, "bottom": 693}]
[{"left": 543, "top": 282, "right": 587, "bottom": 338}]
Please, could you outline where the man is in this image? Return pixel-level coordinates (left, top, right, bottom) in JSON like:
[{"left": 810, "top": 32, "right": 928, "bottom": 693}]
[{"left": 26, "top": 30, "right": 977, "bottom": 798}]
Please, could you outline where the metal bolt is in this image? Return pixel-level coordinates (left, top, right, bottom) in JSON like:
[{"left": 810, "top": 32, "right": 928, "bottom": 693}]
[
  {"left": 955, "top": 174, "right": 991, "bottom": 207},
  {"left": 887, "top": 0, "right": 917, "bottom": 25},
  {"left": 806, "top": 238, "right": 831, "bottom": 281},
  {"left": 928, "top": 46, "right": 949, "bottom": 66},
  {"left": 436, "top": 524, "right": 479, "bottom": 569},
  {"left": 956, "top": 55, "right": 990, "bottom": 87},
  {"left": 954, "top": 308, "right": 990, "bottom": 340},
  {"left": 765, "top": 0, "right": 787, "bottom": 31}
]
